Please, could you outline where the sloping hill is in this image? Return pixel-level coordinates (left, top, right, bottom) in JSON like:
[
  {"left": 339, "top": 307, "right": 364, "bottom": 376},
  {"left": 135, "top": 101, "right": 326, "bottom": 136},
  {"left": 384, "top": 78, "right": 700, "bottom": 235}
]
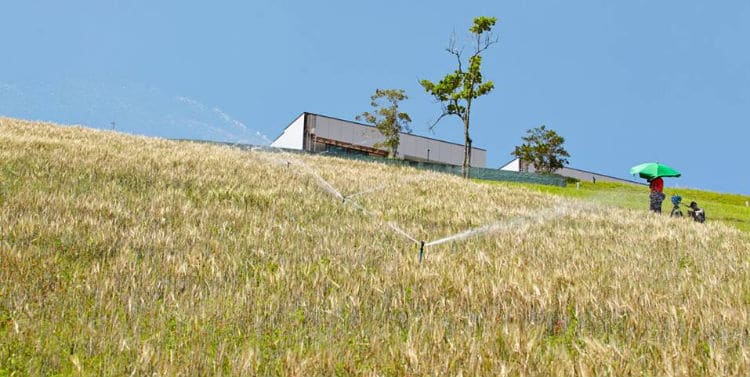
[
  {"left": 1, "top": 118, "right": 749, "bottom": 376},
  {"left": 506, "top": 180, "right": 750, "bottom": 234}
]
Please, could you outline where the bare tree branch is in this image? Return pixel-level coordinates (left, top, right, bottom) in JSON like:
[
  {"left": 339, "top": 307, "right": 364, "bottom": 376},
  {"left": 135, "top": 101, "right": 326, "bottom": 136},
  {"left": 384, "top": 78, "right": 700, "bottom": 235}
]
[
  {"left": 446, "top": 32, "right": 464, "bottom": 72},
  {"left": 447, "top": 31, "right": 457, "bottom": 53},
  {"left": 428, "top": 111, "right": 452, "bottom": 131},
  {"left": 473, "top": 32, "right": 498, "bottom": 57}
]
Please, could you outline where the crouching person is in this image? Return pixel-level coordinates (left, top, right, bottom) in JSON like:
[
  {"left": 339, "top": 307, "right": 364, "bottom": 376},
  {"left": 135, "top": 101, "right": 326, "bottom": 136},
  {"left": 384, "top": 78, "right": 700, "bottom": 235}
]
[{"left": 688, "top": 201, "right": 706, "bottom": 223}]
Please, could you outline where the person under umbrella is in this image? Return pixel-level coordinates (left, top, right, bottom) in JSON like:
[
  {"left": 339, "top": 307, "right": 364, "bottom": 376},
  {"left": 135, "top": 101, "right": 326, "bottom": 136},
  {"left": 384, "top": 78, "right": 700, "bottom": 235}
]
[
  {"left": 648, "top": 177, "right": 665, "bottom": 213},
  {"left": 630, "top": 162, "right": 681, "bottom": 214}
]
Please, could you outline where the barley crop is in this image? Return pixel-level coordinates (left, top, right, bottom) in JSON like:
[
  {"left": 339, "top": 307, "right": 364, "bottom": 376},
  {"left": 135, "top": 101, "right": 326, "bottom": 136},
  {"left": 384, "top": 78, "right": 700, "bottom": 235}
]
[{"left": 1, "top": 117, "right": 749, "bottom": 376}]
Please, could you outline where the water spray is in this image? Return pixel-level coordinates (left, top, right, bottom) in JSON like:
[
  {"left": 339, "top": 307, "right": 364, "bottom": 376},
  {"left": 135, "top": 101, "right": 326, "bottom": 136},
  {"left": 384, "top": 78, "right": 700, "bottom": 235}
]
[
  {"left": 252, "top": 144, "right": 424, "bottom": 249},
  {"left": 345, "top": 175, "right": 429, "bottom": 200},
  {"left": 422, "top": 202, "right": 584, "bottom": 250},
  {"left": 387, "top": 222, "right": 420, "bottom": 244},
  {"left": 246, "top": 131, "right": 592, "bottom": 266}
]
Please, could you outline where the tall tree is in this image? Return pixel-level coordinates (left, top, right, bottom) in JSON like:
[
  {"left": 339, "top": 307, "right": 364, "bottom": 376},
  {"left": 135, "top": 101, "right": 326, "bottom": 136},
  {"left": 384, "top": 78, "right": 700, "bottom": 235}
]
[
  {"left": 512, "top": 125, "right": 570, "bottom": 174},
  {"left": 420, "top": 16, "right": 498, "bottom": 178},
  {"left": 356, "top": 89, "right": 412, "bottom": 158}
]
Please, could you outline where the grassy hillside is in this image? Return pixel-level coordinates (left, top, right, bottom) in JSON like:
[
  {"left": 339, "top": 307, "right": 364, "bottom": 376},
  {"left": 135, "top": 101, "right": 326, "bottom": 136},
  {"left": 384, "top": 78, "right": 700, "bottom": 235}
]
[
  {"left": 502, "top": 181, "right": 750, "bottom": 234},
  {"left": 1, "top": 117, "right": 750, "bottom": 376}
]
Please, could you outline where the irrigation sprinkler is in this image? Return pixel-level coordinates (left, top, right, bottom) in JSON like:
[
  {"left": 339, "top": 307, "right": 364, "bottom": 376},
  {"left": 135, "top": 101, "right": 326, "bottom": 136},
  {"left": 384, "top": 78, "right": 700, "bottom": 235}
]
[{"left": 418, "top": 241, "right": 425, "bottom": 264}]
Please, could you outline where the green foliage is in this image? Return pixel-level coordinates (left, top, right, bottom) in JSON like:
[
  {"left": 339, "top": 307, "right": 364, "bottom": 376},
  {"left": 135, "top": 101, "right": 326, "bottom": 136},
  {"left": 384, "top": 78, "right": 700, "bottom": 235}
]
[
  {"left": 420, "top": 16, "right": 498, "bottom": 177},
  {"left": 470, "top": 16, "right": 497, "bottom": 34},
  {"left": 356, "top": 89, "right": 412, "bottom": 158},
  {"left": 512, "top": 125, "right": 570, "bottom": 174}
]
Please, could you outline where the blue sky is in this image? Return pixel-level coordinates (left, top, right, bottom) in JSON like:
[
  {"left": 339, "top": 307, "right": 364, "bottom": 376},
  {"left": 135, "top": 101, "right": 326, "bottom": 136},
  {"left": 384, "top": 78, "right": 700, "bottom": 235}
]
[{"left": 1, "top": 1, "right": 749, "bottom": 195}]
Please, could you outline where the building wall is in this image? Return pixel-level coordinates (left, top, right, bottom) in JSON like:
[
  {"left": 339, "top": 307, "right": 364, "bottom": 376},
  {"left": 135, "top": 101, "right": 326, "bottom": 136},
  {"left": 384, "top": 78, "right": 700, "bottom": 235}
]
[
  {"left": 270, "top": 114, "right": 305, "bottom": 149},
  {"left": 310, "top": 114, "right": 486, "bottom": 167},
  {"left": 500, "top": 158, "right": 520, "bottom": 172},
  {"left": 313, "top": 115, "right": 383, "bottom": 148},
  {"left": 399, "top": 133, "right": 486, "bottom": 167}
]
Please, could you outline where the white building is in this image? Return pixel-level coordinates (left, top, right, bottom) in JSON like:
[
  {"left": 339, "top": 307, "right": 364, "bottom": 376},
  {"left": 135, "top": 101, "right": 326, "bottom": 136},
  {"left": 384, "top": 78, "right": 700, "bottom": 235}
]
[
  {"left": 271, "top": 112, "right": 487, "bottom": 167},
  {"left": 500, "top": 157, "right": 642, "bottom": 185}
]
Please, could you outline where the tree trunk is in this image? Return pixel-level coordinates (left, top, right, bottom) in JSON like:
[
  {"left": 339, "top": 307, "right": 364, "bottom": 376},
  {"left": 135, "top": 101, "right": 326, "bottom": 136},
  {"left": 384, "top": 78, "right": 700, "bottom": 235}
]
[{"left": 463, "top": 116, "right": 471, "bottom": 179}]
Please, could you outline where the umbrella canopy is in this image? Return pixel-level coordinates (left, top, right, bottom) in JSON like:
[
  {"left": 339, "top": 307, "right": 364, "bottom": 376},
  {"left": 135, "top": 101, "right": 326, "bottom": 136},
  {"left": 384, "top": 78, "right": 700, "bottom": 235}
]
[{"left": 630, "top": 162, "right": 681, "bottom": 180}]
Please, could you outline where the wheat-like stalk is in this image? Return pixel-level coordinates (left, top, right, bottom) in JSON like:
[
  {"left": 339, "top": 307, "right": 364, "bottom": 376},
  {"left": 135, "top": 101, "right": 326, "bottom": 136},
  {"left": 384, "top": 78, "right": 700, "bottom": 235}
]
[{"left": 1, "top": 117, "right": 749, "bottom": 376}]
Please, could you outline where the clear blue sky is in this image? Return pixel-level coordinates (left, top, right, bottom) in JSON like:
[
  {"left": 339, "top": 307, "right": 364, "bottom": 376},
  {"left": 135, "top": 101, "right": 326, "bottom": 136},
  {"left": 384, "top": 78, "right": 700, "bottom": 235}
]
[{"left": 2, "top": 1, "right": 749, "bottom": 195}]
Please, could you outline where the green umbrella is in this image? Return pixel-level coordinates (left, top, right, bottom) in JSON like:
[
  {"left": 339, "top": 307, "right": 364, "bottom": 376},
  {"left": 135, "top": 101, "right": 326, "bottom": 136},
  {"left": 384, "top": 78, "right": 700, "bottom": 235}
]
[{"left": 630, "top": 162, "right": 681, "bottom": 180}]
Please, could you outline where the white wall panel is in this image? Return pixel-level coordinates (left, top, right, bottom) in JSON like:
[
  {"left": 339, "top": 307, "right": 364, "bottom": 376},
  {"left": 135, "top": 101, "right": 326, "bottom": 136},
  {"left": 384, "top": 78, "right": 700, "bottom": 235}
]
[
  {"left": 270, "top": 114, "right": 305, "bottom": 149},
  {"left": 500, "top": 158, "right": 520, "bottom": 171}
]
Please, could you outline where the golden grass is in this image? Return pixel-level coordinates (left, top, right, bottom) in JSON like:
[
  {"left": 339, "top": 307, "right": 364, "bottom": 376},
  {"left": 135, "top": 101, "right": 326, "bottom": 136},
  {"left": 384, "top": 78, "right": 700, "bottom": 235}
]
[{"left": 1, "top": 117, "right": 750, "bottom": 376}]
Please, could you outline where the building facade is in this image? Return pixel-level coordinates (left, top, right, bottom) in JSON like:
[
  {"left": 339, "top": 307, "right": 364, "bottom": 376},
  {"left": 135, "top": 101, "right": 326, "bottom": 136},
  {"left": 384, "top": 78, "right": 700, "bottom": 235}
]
[{"left": 271, "top": 113, "right": 487, "bottom": 167}]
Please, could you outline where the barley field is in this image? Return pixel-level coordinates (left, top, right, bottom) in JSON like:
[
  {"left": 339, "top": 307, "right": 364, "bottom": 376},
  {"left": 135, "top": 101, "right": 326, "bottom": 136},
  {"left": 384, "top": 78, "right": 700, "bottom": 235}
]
[{"left": 1, "top": 117, "right": 749, "bottom": 376}]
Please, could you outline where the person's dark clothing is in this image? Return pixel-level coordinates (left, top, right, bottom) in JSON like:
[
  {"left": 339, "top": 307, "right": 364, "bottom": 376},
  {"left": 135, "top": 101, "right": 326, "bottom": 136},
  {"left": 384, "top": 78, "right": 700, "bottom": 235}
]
[
  {"left": 688, "top": 202, "right": 706, "bottom": 223},
  {"left": 650, "top": 191, "right": 665, "bottom": 213}
]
